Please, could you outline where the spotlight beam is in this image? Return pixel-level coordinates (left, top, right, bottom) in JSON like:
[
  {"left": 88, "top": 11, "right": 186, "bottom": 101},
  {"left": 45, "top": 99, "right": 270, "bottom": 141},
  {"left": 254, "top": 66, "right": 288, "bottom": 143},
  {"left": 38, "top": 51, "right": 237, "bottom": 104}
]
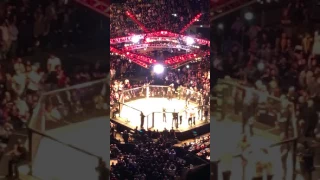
[
  {"left": 125, "top": 11, "right": 150, "bottom": 32},
  {"left": 110, "top": 46, "right": 155, "bottom": 68},
  {"left": 74, "top": 0, "right": 110, "bottom": 17},
  {"left": 164, "top": 51, "right": 210, "bottom": 65},
  {"left": 179, "top": 13, "right": 202, "bottom": 34}
]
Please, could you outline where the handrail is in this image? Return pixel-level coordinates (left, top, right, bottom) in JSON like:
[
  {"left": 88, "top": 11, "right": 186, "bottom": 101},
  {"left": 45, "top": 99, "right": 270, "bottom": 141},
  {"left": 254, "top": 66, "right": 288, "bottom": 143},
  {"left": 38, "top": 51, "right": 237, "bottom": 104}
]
[
  {"left": 214, "top": 137, "right": 298, "bottom": 163},
  {"left": 122, "top": 87, "right": 144, "bottom": 93},
  {"left": 217, "top": 78, "right": 291, "bottom": 104},
  {"left": 28, "top": 127, "right": 102, "bottom": 160},
  {"left": 149, "top": 85, "right": 173, "bottom": 88},
  {"left": 119, "top": 102, "right": 142, "bottom": 113},
  {"left": 216, "top": 78, "right": 298, "bottom": 138},
  {"left": 43, "top": 77, "right": 107, "bottom": 95},
  {"left": 27, "top": 96, "right": 44, "bottom": 130}
]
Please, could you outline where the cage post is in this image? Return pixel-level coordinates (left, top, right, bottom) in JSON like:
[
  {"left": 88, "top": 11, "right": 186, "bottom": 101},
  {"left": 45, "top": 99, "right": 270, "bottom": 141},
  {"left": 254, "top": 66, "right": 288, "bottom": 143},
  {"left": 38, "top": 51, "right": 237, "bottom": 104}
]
[
  {"left": 152, "top": 112, "right": 154, "bottom": 128},
  {"left": 292, "top": 138, "right": 297, "bottom": 180},
  {"left": 27, "top": 128, "right": 33, "bottom": 176},
  {"left": 40, "top": 104, "right": 45, "bottom": 132},
  {"left": 146, "top": 112, "right": 148, "bottom": 128},
  {"left": 146, "top": 85, "right": 149, "bottom": 99}
]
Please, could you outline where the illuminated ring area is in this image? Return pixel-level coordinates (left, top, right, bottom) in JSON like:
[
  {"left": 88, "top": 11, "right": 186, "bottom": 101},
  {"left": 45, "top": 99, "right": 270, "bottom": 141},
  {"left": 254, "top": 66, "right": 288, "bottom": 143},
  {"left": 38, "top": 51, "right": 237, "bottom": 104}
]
[{"left": 112, "top": 85, "right": 209, "bottom": 134}]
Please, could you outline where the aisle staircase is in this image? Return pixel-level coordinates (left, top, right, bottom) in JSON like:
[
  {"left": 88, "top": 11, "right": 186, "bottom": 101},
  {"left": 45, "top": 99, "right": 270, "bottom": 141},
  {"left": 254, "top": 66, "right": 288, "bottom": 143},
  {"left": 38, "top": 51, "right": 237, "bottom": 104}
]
[
  {"left": 210, "top": 0, "right": 256, "bottom": 21},
  {"left": 73, "top": 0, "right": 110, "bottom": 17}
]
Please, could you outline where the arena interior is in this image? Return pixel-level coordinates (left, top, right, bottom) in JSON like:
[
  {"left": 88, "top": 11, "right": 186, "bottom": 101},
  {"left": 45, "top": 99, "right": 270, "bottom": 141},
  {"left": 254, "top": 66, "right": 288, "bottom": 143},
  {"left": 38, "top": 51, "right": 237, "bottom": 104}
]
[
  {"left": 0, "top": 0, "right": 319, "bottom": 180},
  {"left": 211, "top": 0, "right": 320, "bottom": 180},
  {"left": 110, "top": 0, "right": 211, "bottom": 179}
]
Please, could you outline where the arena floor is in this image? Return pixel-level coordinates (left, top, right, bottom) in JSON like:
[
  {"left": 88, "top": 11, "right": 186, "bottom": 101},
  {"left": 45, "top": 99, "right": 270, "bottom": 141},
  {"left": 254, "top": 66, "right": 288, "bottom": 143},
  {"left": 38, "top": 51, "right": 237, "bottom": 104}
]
[
  {"left": 29, "top": 116, "right": 109, "bottom": 180},
  {"left": 210, "top": 117, "right": 310, "bottom": 180},
  {"left": 117, "top": 98, "right": 207, "bottom": 131}
]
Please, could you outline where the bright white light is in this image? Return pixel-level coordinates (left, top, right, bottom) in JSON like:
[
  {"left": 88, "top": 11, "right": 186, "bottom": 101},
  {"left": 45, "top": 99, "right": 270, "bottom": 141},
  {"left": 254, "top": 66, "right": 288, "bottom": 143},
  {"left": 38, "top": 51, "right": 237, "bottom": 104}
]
[
  {"left": 131, "top": 35, "right": 140, "bottom": 43},
  {"left": 186, "top": 37, "right": 194, "bottom": 45},
  {"left": 244, "top": 12, "right": 254, "bottom": 20},
  {"left": 217, "top": 23, "right": 224, "bottom": 30},
  {"left": 154, "top": 64, "right": 164, "bottom": 74},
  {"left": 172, "top": 14, "right": 177, "bottom": 17},
  {"left": 186, "top": 65, "right": 189, "bottom": 68}
]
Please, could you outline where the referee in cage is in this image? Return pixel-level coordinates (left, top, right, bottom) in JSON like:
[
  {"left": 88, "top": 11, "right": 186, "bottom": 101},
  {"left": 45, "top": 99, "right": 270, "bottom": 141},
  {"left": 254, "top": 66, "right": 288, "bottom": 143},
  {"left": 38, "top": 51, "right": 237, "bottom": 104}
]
[{"left": 163, "top": 107, "right": 166, "bottom": 122}]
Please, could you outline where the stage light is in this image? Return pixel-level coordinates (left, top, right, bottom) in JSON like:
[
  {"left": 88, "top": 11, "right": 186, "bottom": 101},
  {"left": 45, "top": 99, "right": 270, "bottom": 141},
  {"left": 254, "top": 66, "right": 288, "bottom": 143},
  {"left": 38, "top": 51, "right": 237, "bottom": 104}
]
[
  {"left": 186, "top": 65, "right": 189, "bottom": 68},
  {"left": 186, "top": 37, "right": 194, "bottom": 45},
  {"left": 131, "top": 35, "right": 140, "bottom": 43},
  {"left": 244, "top": 12, "right": 254, "bottom": 20},
  {"left": 217, "top": 23, "right": 224, "bottom": 30},
  {"left": 154, "top": 64, "right": 164, "bottom": 74}
]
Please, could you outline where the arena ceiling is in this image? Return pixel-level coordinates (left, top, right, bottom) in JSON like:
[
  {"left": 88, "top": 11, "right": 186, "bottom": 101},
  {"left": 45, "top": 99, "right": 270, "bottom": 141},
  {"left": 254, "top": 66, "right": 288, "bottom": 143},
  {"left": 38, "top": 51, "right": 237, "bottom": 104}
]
[{"left": 75, "top": 0, "right": 210, "bottom": 69}]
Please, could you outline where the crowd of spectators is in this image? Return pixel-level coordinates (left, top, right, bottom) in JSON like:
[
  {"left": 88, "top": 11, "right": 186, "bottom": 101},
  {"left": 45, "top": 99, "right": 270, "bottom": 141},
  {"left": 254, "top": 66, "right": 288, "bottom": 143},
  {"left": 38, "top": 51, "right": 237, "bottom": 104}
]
[
  {"left": 0, "top": 54, "right": 107, "bottom": 155},
  {"left": 0, "top": 0, "right": 104, "bottom": 59},
  {"left": 183, "top": 134, "right": 210, "bottom": 161},
  {"left": 211, "top": 1, "right": 320, "bottom": 179},
  {"left": 110, "top": 130, "right": 192, "bottom": 180},
  {"left": 110, "top": 1, "right": 210, "bottom": 179},
  {"left": 110, "top": 0, "right": 209, "bottom": 37},
  {"left": 110, "top": 54, "right": 210, "bottom": 119},
  {"left": 110, "top": 55, "right": 210, "bottom": 179},
  {"left": 212, "top": 0, "right": 320, "bottom": 140},
  {"left": 0, "top": 0, "right": 108, "bottom": 168}
]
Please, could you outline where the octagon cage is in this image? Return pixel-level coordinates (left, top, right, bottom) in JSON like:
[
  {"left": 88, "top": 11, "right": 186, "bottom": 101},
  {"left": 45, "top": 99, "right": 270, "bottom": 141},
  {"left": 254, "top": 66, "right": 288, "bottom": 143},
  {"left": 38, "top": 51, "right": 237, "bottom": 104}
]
[
  {"left": 211, "top": 77, "right": 299, "bottom": 180},
  {"left": 114, "top": 85, "right": 210, "bottom": 130},
  {"left": 27, "top": 78, "right": 109, "bottom": 180}
]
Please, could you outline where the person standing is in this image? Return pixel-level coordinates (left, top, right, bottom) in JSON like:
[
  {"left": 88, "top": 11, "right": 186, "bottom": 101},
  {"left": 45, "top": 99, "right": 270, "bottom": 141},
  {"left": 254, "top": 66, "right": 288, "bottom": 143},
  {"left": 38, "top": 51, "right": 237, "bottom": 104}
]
[
  {"left": 280, "top": 133, "right": 289, "bottom": 180},
  {"left": 312, "top": 31, "right": 320, "bottom": 55},
  {"left": 173, "top": 111, "right": 179, "bottom": 129},
  {"left": 163, "top": 108, "right": 166, "bottom": 122},
  {"left": 186, "top": 87, "right": 191, "bottom": 105},
  {"left": 299, "top": 141, "right": 314, "bottom": 180},
  {"left": 6, "top": 139, "right": 27, "bottom": 179},
  {"left": 167, "top": 85, "right": 173, "bottom": 101},
  {"left": 47, "top": 54, "right": 61, "bottom": 90},
  {"left": 176, "top": 85, "right": 181, "bottom": 100},
  {"left": 179, "top": 110, "right": 183, "bottom": 125},
  {"left": 192, "top": 108, "right": 196, "bottom": 125},
  {"left": 140, "top": 112, "right": 145, "bottom": 129},
  {"left": 122, "top": 130, "right": 129, "bottom": 144}
]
